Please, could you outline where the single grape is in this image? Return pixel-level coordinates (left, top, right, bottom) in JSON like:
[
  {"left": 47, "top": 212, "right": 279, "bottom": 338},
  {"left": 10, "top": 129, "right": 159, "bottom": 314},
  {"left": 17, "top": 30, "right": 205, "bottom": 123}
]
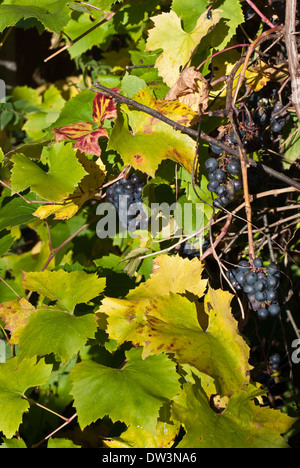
[
  {"left": 257, "top": 308, "right": 269, "bottom": 320},
  {"left": 208, "top": 180, "right": 219, "bottom": 192},
  {"left": 235, "top": 271, "right": 246, "bottom": 285},
  {"left": 267, "top": 275, "right": 279, "bottom": 289},
  {"left": 211, "top": 144, "right": 223, "bottom": 155},
  {"left": 266, "top": 290, "right": 278, "bottom": 302},
  {"left": 227, "top": 160, "right": 241, "bottom": 176},
  {"left": 267, "top": 263, "right": 278, "bottom": 275},
  {"left": 215, "top": 185, "right": 227, "bottom": 196},
  {"left": 205, "top": 158, "right": 219, "bottom": 172},
  {"left": 253, "top": 257, "right": 263, "bottom": 268},
  {"left": 254, "top": 280, "right": 266, "bottom": 292},
  {"left": 255, "top": 291, "right": 266, "bottom": 302},
  {"left": 269, "top": 353, "right": 281, "bottom": 364},
  {"left": 214, "top": 169, "right": 226, "bottom": 183},
  {"left": 245, "top": 271, "right": 257, "bottom": 285},
  {"left": 130, "top": 174, "right": 141, "bottom": 185},
  {"left": 268, "top": 303, "right": 281, "bottom": 317},
  {"left": 243, "top": 284, "right": 255, "bottom": 294},
  {"left": 232, "top": 179, "right": 242, "bottom": 191}
]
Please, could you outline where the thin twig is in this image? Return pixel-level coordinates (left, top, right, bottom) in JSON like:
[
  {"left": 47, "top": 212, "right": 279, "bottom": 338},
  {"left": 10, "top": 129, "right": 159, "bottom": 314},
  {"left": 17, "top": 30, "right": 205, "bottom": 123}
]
[
  {"left": 44, "top": 0, "right": 128, "bottom": 62},
  {"left": 285, "top": 0, "right": 300, "bottom": 123}
]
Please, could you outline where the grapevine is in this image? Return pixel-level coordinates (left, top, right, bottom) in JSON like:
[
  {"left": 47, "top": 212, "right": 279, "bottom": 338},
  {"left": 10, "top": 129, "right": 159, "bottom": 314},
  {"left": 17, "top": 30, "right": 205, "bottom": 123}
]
[{"left": 0, "top": 0, "right": 299, "bottom": 450}]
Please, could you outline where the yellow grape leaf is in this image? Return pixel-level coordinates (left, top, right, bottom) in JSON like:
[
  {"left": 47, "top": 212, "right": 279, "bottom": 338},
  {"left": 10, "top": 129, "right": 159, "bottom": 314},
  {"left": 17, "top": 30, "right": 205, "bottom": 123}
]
[
  {"left": 0, "top": 298, "right": 35, "bottom": 345},
  {"left": 104, "top": 420, "right": 180, "bottom": 449},
  {"left": 146, "top": 9, "right": 221, "bottom": 87},
  {"left": 98, "top": 256, "right": 250, "bottom": 395}
]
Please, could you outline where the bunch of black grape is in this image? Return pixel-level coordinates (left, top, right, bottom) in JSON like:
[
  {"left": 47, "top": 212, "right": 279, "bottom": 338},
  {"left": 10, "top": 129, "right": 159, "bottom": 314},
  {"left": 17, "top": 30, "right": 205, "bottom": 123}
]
[
  {"left": 106, "top": 173, "right": 148, "bottom": 231},
  {"left": 226, "top": 258, "right": 281, "bottom": 319},
  {"left": 248, "top": 90, "right": 290, "bottom": 135},
  {"left": 205, "top": 155, "right": 242, "bottom": 208},
  {"left": 181, "top": 238, "right": 210, "bottom": 260},
  {"left": 270, "top": 103, "right": 290, "bottom": 134}
]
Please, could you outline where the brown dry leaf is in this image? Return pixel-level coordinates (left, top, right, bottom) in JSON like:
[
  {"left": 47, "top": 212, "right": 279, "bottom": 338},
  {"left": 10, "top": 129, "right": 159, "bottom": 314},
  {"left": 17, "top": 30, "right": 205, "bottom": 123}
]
[{"left": 165, "top": 67, "right": 210, "bottom": 113}]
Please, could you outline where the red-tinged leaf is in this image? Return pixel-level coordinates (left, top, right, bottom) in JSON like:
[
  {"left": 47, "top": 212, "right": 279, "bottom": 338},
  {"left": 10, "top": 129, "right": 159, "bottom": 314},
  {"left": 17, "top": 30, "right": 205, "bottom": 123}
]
[
  {"left": 92, "top": 92, "right": 118, "bottom": 124},
  {"left": 54, "top": 122, "right": 95, "bottom": 141},
  {"left": 53, "top": 122, "right": 109, "bottom": 156},
  {"left": 73, "top": 128, "right": 109, "bottom": 156}
]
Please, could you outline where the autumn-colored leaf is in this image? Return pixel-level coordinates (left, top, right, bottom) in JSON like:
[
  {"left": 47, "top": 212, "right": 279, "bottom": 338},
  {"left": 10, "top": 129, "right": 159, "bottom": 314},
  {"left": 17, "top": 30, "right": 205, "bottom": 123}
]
[
  {"left": 0, "top": 298, "right": 35, "bottom": 345},
  {"left": 53, "top": 92, "right": 118, "bottom": 157},
  {"left": 165, "top": 66, "right": 210, "bottom": 113}
]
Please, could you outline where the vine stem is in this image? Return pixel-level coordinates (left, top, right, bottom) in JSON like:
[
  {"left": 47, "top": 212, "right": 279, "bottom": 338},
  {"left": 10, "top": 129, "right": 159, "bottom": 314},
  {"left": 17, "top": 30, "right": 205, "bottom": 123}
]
[
  {"left": 245, "top": 0, "right": 276, "bottom": 29},
  {"left": 32, "top": 413, "right": 77, "bottom": 448},
  {"left": 41, "top": 215, "right": 98, "bottom": 271},
  {"left": 44, "top": 0, "right": 128, "bottom": 62},
  {"left": 285, "top": 0, "right": 300, "bottom": 123},
  {"left": 232, "top": 25, "right": 283, "bottom": 107}
]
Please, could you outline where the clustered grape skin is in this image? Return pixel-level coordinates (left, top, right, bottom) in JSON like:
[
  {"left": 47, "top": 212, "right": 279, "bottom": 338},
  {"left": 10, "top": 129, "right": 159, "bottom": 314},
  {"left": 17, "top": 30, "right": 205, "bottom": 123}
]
[
  {"left": 205, "top": 152, "right": 243, "bottom": 208},
  {"left": 226, "top": 258, "right": 281, "bottom": 320},
  {"left": 106, "top": 173, "right": 147, "bottom": 231}
]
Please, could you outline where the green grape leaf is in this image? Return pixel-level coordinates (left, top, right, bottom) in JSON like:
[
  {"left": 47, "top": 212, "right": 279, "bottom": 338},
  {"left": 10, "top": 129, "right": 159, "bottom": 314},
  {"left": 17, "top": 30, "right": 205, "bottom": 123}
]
[
  {"left": 0, "top": 193, "right": 40, "bottom": 232},
  {"left": 0, "top": 438, "right": 27, "bottom": 448},
  {"left": 171, "top": 382, "right": 296, "bottom": 448},
  {"left": 34, "top": 152, "right": 106, "bottom": 220},
  {"left": 51, "top": 89, "right": 96, "bottom": 129},
  {"left": 63, "top": 11, "right": 116, "bottom": 59},
  {"left": 171, "top": 0, "right": 207, "bottom": 32},
  {"left": 0, "top": 0, "right": 71, "bottom": 34},
  {"left": 22, "top": 86, "right": 65, "bottom": 140},
  {"left": 47, "top": 438, "right": 81, "bottom": 448},
  {"left": 213, "top": 0, "right": 245, "bottom": 51},
  {"left": 10, "top": 142, "right": 87, "bottom": 202},
  {"left": 0, "top": 230, "right": 14, "bottom": 257},
  {"left": 0, "top": 357, "right": 52, "bottom": 438},
  {"left": 18, "top": 309, "right": 98, "bottom": 362},
  {"left": 21, "top": 269, "right": 106, "bottom": 314},
  {"left": 70, "top": 347, "right": 181, "bottom": 434}
]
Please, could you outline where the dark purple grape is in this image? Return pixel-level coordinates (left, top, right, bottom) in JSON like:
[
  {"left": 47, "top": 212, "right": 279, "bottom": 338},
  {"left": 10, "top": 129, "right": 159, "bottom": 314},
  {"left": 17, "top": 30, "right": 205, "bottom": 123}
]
[
  {"left": 227, "top": 160, "right": 241, "bottom": 176},
  {"left": 255, "top": 291, "right": 266, "bottom": 302},
  {"left": 257, "top": 308, "right": 269, "bottom": 320},
  {"left": 232, "top": 179, "right": 242, "bottom": 191},
  {"left": 267, "top": 263, "right": 278, "bottom": 275},
  {"left": 211, "top": 144, "right": 223, "bottom": 155},
  {"left": 130, "top": 174, "right": 141, "bottom": 185},
  {"left": 266, "top": 290, "right": 278, "bottom": 302},
  {"left": 215, "top": 185, "right": 227, "bottom": 196},
  {"left": 214, "top": 169, "right": 226, "bottom": 183},
  {"left": 245, "top": 271, "right": 257, "bottom": 285},
  {"left": 243, "top": 284, "right": 255, "bottom": 294},
  {"left": 208, "top": 180, "right": 219, "bottom": 192},
  {"left": 267, "top": 275, "right": 279, "bottom": 289},
  {"left": 268, "top": 303, "right": 280, "bottom": 317},
  {"left": 253, "top": 258, "right": 263, "bottom": 268},
  {"left": 254, "top": 280, "right": 266, "bottom": 292},
  {"left": 205, "top": 158, "right": 219, "bottom": 172}
]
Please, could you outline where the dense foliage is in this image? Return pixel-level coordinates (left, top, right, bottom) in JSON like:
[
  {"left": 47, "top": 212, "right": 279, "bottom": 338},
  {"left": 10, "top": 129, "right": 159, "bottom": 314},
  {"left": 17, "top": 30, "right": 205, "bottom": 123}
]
[{"left": 0, "top": 0, "right": 299, "bottom": 448}]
